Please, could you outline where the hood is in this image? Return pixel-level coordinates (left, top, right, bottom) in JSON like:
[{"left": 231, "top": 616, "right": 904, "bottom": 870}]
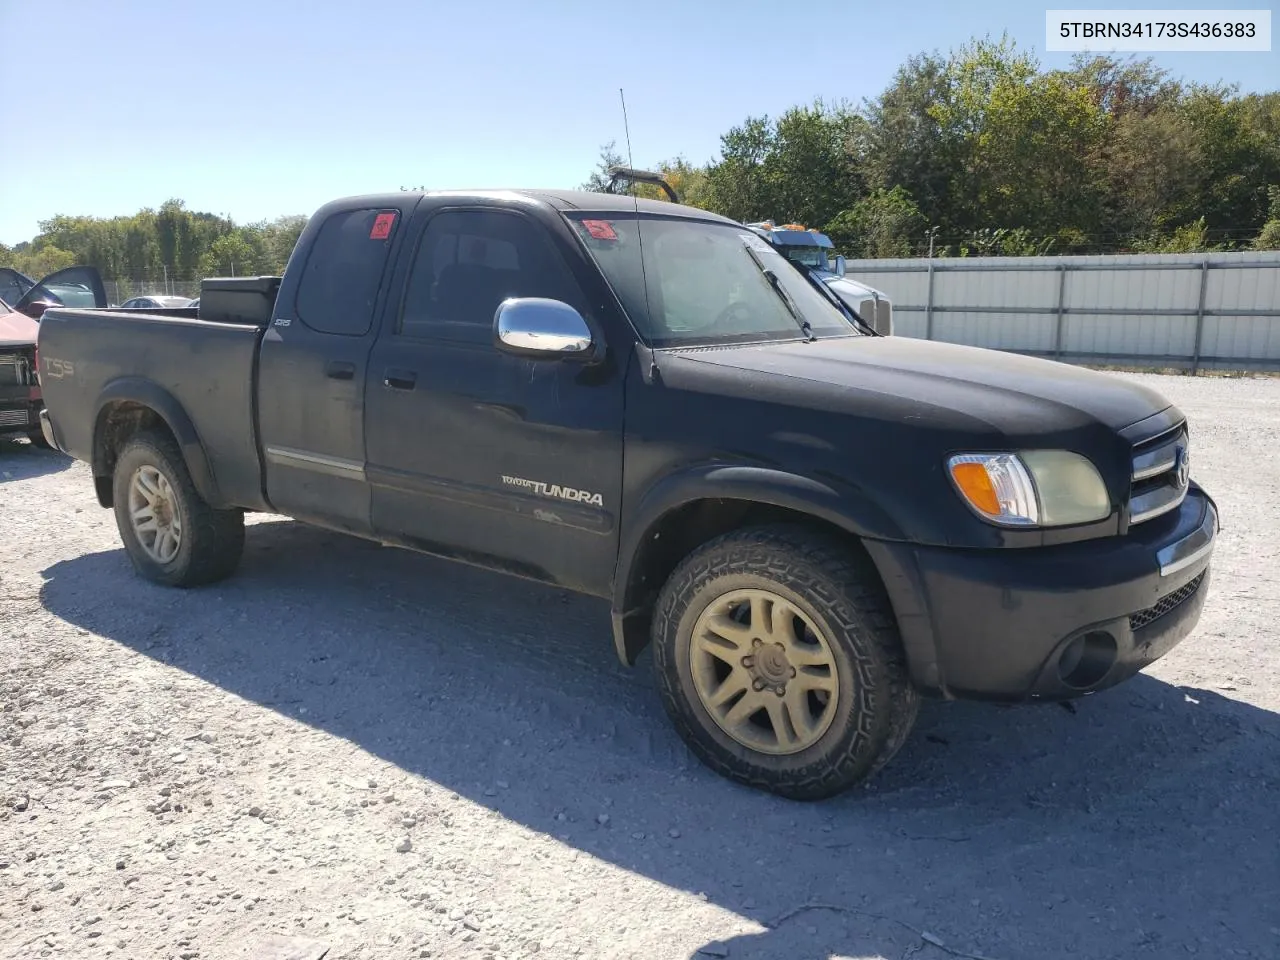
[
  {"left": 822, "top": 275, "right": 885, "bottom": 300},
  {"left": 664, "top": 335, "right": 1172, "bottom": 438},
  {"left": 0, "top": 310, "right": 39, "bottom": 350}
]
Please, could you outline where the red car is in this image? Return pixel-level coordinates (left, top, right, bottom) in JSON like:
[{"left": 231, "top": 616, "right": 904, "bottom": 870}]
[{"left": 0, "top": 266, "right": 107, "bottom": 445}]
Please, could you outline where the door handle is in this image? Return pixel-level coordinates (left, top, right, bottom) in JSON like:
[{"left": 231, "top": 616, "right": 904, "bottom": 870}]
[
  {"left": 326, "top": 360, "right": 356, "bottom": 381},
  {"left": 383, "top": 368, "right": 418, "bottom": 390}
]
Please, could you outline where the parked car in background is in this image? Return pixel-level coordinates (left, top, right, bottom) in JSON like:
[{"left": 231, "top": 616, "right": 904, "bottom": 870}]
[
  {"left": 120, "top": 295, "right": 194, "bottom": 309},
  {"left": 0, "top": 266, "right": 107, "bottom": 444}
]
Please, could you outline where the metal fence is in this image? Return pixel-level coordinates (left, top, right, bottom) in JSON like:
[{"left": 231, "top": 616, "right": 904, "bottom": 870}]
[{"left": 843, "top": 251, "right": 1280, "bottom": 372}]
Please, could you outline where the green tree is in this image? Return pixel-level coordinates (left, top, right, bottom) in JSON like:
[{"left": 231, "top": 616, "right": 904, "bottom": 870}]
[
  {"left": 825, "top": 187, "right": 925, "bottom": 258},
  {"left": 199, "top": 232, "right": 256, "bottom": 277},
  {"left": 0, "top": 242, "right": 77, "bottom": 278},
  {"left": 704, "top": 116, "right": 775, "bottom": 222},
  {"left": 581, "top": 141, "right": 630, "bottom": 193},
  {"left": 859, "top": 51, "right": 960, "bottom": 234}
]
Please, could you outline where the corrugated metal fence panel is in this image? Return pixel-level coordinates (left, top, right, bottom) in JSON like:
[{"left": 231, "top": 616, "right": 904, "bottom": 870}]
[
  {"left": 842, "top": 251, "right": 1280, "bottom": 371},
  {"left": 933, "top": 312, "right": 1057, "bottom": 351}
]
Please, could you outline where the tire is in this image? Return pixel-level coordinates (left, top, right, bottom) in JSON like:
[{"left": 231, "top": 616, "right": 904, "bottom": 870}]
[
  {"left": 112, "top": 429, "right": 245, "bottom": 587},
  {"left": 652, "top": 523, "right": 919, "bottom": 800},
  {"left": 26, "top": 429, "right": 50, "bottom": 449}
]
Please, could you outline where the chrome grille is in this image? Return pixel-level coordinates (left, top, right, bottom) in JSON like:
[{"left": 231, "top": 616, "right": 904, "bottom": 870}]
[
  {"left": 0, "top": 408, "right": 33, "bottom": 428},
  {"left": 0, "top": 351, "right": 35, "bottom": 387},
  {"left": 1128, "top": 425, "right": 1189, "bottom": 526},
  {"left": 858, "top": 298, "right": 893, "bottom": 335},
  {"left": 1130, "top": 572, "right": 1204, "bottom": 630},
  {"left": 876, "top": 300, "right": 892, "bottom": 335},
  {"left": 859, "top": 298, "right": 876, "bottom": 325}
]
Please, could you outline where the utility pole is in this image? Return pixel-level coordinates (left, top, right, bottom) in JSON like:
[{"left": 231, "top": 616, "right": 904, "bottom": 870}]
[{"left": 927, "top": 226, "right": 940, "bottom": 259}]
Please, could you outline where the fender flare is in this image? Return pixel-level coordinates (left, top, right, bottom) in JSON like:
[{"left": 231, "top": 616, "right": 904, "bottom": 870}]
[
  {"left": 610, "top": 463, "right": 908, "bottom": 664},
  {"left": 92, "top": 378, "right": 222, "bottom": 508}
]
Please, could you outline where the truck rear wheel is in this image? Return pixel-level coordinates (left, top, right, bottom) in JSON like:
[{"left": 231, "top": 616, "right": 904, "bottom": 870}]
[
  {"left": 652, "top": 524, "right": 918, "bottom": 800},
  {"left": 112, "top": 430, "right": 244, "bottom": 587}
]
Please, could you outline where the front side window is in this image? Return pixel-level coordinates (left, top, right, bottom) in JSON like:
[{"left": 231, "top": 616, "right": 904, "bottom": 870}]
[
  {"left": 399, "top": 208, "right": 583, "bottom": 341},
  {"left": 294, "top": 207, "right": 399, "bottom": 336},
  {"left": 568, "top": 215, "right": 859, "bottom": 347}
]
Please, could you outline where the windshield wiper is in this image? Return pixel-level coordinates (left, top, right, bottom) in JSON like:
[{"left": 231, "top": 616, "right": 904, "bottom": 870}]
[
  {"left": 792, "top": 261, "right": 880, "bottom": 337},
  {"left": 741, "top": 244, "right": 815, "bottom": 341}
]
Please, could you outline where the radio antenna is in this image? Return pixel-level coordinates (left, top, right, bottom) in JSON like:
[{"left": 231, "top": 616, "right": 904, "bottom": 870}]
[
  {"left": 618, "top": 86, "right": 660, "bottom": 382},
  {"left": 619, "top": 88, "right": 636, "bottom": 191}
]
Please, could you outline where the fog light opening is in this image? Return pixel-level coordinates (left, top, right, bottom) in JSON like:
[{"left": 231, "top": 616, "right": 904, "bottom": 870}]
[{"left": 1057, "top": 631, "right": 1117, "bottom": 690}]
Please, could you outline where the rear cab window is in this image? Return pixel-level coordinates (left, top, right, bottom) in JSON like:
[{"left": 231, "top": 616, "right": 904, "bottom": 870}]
[
  {"left": 294, "top": 208, "right": 401, "bottom": 336},
  {"left": 398, "top": 208, "right": 584, "bottom": 343}
]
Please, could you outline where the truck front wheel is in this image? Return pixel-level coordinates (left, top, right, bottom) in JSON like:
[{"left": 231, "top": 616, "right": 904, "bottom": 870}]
[
  {"left": 652, "top": 524, "right": 918, "bottom": 800},
  {"left": 112, "top": 430, "right": 245, "bottom": 587}
]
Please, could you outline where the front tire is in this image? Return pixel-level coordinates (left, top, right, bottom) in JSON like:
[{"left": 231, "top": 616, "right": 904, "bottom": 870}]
[
  {"left": 26, "top": 428, "right": 50, "bottom": 448},
  {"left": 112, "top": 430, "right": 245, "bottom": 587},
  {"left": 652, "top": 524, "right": 918, "bottom": 800}
]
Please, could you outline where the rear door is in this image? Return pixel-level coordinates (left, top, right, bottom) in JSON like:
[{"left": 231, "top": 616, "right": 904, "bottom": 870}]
[{"left": 256, "top": 203, "right": 412, "bottom": 533}]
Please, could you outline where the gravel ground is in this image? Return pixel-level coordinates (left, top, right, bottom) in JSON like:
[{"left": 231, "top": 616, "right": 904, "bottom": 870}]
[{"left": 2, "top": 371, "right": 1278, "bottom": 960}]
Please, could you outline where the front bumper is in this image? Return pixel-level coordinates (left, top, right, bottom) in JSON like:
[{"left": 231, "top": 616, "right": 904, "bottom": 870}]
[{"left": 869, "top": 485, "right": 1218, "bottom": 701}]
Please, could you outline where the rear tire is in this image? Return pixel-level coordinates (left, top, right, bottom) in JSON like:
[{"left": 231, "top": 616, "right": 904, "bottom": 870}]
[
  {"left": 112, "top": 429, "right": 244, "bottom": 587},
  {"left": 652, "top": 524, "right": 918, "bottom": 800}
]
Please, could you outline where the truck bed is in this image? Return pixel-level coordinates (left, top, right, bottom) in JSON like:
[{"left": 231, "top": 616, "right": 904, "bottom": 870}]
[{"left": 37, "top": 307, "right": 267, "bottom": 509}]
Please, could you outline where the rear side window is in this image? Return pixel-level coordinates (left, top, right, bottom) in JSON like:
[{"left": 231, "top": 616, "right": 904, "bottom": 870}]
[
  {"left": 295, "top": 208, "right": 399, "bottom": 336},
  {"left": 0, "top": 274, "right": 27, "bottom": 307},
  {"left": 399, "top": 208, "right": 583, "bottom": 342}
]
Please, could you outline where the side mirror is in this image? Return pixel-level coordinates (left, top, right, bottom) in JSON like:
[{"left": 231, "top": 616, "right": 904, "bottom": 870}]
[
  {"left": 834, "top": 255, "right": 847, "bottom": 278},
  {"left": 20, "top": 300, "right": 53, "bottom": 320},
  {"left": 495, "top": 297, "right": 595, "bottom": 359}
]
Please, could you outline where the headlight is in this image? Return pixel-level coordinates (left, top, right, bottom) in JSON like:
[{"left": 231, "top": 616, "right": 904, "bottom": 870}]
[{"left": 947, "top": 451, "right": 1110, "bottom": 527}]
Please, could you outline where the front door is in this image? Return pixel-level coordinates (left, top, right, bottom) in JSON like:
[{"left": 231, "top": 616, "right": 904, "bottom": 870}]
[{"left": 363, "top": 204, "right": 626, "bottom": 597}]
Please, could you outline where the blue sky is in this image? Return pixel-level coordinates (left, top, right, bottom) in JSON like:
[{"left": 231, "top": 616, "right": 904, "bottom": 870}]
[{"left": 0, "top": 0, "right": 1275, "bottom": 245}]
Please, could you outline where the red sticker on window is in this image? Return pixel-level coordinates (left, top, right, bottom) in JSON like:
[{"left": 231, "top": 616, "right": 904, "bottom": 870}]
[
  {"left": 370, "top": 212, "right": 397, "bottom": 240},
  {"left": 582, "top": 219, "right": 618, "bottom": 241}
]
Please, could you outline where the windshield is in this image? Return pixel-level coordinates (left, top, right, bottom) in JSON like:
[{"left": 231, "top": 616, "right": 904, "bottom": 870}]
[
  {"left": 41, "top": 283, "right": 100, "bottom": 308},
  {"left": 779, "top": 244, "right": 831, "bottom": 271},
  {"left": 568, "top": 215, "right": 859, "bottom": 347}
]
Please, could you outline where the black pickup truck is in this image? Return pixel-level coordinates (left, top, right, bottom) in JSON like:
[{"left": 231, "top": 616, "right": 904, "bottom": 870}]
[{"left": 36, "top": 188, "right": 1218, "bottom": 799}]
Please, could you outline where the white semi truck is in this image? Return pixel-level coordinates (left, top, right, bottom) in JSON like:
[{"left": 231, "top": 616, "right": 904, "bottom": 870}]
[{"left": 745, "top": 221, "right": 893, "bottom": 335}]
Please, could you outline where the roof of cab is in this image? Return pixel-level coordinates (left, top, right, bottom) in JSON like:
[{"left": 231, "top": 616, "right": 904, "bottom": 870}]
[{"left": 313, "top": 189, "right": 738, "bottom": 225}]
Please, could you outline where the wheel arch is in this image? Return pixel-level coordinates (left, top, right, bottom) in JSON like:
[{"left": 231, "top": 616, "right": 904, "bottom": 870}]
[
  {"left": 91, "top": 378, "right": 221, "bottom": 509},
  {"left": 611, "top": 464, "right": 909, "bottom": 667}
]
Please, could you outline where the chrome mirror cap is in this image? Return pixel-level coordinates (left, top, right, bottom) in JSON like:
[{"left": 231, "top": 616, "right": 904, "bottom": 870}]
[{"left": 495, "top": 297, "right": 594, "bottom": 358}]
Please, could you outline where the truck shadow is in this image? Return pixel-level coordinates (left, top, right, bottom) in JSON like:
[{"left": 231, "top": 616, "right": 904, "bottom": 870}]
[
  {"left": 38, "top": 518, "right": 1280, "bottom": 960},
  {"left": 0, "top": 436, "right": 73, "bottom": 482}
]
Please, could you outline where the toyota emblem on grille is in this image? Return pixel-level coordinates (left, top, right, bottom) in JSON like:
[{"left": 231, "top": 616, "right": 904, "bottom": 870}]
[{"left": 1175, "top": 446, "right": 1191, "bottom": 489}]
